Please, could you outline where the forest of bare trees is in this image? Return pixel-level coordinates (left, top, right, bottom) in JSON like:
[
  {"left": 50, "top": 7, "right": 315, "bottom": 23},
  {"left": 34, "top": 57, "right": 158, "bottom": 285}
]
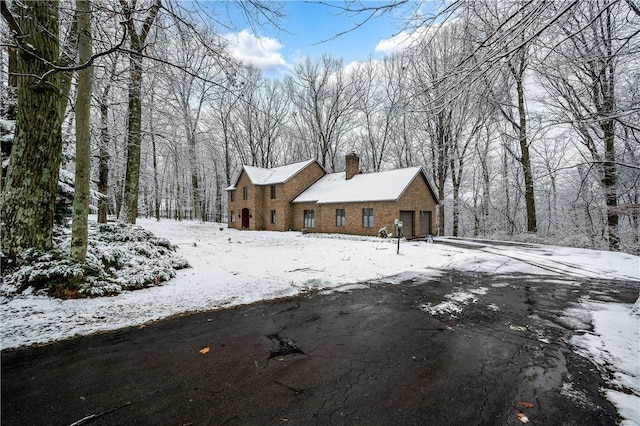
[{"left": 1, "top": 0, "right": 639, "bottom": 262}]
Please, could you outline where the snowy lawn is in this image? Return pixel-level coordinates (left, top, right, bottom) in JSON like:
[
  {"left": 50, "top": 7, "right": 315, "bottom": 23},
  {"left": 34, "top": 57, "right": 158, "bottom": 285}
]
[{"left": 1, "top": 218, "right": 638, "bottom": 422}]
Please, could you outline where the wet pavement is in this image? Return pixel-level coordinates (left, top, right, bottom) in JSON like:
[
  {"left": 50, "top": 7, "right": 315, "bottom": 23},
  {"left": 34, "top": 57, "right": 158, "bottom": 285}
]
[{"left": 2, "top": 270, "right": 638, "bottom": 425}]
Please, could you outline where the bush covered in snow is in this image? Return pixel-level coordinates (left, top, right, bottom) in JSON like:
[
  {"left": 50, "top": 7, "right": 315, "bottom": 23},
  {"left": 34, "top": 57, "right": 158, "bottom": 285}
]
[{"left": 2, "top": 221, "right": 189, "bottom": 298}]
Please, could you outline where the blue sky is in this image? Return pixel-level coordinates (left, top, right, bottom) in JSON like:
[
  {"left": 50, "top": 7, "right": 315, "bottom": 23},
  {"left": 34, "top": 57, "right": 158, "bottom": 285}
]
[
  {"left": 273, "top": 2, "right": 415, "bottom": 62},
  {"left": 213, "top": 1, "right": 431, "bottom": 76}
]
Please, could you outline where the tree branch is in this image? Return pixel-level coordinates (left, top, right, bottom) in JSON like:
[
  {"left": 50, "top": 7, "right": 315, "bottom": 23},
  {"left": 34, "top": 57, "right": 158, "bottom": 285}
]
[
  {"left": 0, "top": 0, "right": 22, "bottom": 37},
  {"left": 38, "top": 22, "right": 128, "bottom": 81},
  {"left": 625, "top": 0, "right": 640, "bottom": 17}
]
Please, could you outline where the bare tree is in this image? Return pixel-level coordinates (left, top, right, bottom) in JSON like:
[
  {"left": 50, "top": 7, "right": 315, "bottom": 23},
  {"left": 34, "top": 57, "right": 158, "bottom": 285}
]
[
  {"left": 94, "top": 51, "right": 122, "bottom": 224},
  {"left": 118, "top": 0, "right": 162, "bottom": 224},
  {"left": 537, "top": 0, "right": 640, "bottom": 250},
  {"left": 408, "top": 23, "right": 460, "bottom": 235},
  {"left": 70, "top": 0, "right": 93, "bottom": 262},
  {"left": 230, "top": 66, "right": 288, "bottom": 168},
  {"left": 157, "top": 22, "right": 225, "bottom": 221},
  {"left": 466, "top": 0, "right": 539, "bottom": 234},
  {"left": 380, "top": 54, "right": 418, "bottom": 169},
  {"left": 286, "top": 55, "right": 361, "bottom": 171}
]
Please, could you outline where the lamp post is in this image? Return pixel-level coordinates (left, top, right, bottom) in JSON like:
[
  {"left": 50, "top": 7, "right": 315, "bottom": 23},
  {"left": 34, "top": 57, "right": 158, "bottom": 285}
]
[{"left": 395, "top": 219, "right": 403, "bottom": 255}]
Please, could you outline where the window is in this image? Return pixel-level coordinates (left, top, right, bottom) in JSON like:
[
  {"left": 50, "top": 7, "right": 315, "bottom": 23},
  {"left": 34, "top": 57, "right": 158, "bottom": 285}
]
[
  {"left": 230, "top": 190, "right": 236, "bottom": 202},
  {"left": 230, "top": 211, "right": 235, "bottom": 222},
  {"left": 270, "top": 210, "right": 277, "bottom": 224},
  {"left": 304, "top": 210, "right": 315, "bottom": 228},
  {"left": 336, "top": 209, "right": 345, "bottom": 227},
  {"left": 242, "top": 186, "right": 248, "bottom": 200},
  {"left": 362, "top": 208, "right": 374, "bottom": 228},
  {"left": 270, "top": 185, "right": 276, "bottom": 199}
]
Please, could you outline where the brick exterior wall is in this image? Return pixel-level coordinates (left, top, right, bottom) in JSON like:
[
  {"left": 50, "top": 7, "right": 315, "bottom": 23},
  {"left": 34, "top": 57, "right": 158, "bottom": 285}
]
[
  {"left": 291, "top": 172, "right": 438, "bottom": 237},
  {"left": 227, "top": 161, "right": 325, "bottom": 231},
  {"left": 227, "top": 171, "right": 256, "bottom": 230}
]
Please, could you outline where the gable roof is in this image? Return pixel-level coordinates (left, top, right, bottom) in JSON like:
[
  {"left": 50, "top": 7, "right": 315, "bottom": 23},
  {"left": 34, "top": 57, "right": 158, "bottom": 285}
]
[
  {"left": 227, "top": 159, "right": 321, "bottom": 190},
  {"left": 292, "top": 166, "right": 439, "bottom": 204}
]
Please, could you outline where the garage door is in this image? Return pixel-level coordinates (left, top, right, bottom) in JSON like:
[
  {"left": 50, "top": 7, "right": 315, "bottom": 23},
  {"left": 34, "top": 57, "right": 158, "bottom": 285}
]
[
  {"left": 419, "top": 211, "right": 432, "bottom": 236},
  {"left": 399, "top": 211, "right": 414, "bottom": 237}
]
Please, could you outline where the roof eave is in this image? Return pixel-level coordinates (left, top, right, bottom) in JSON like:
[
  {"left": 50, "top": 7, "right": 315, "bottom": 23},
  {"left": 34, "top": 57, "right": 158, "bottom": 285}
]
[
  {"left": 280, "top": 159, "right": 326, "bottom": 185},
  {"left": 294, "top": 197, "right": 399, "bottom": 204},
  {"left": 420, "top": 168, "right": 440, "bottom": 204}
]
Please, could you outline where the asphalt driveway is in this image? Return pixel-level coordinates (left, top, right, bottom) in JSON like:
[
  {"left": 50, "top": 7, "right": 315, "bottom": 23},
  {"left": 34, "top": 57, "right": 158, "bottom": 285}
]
[{"left": 2, "top": 270, "right": 638, "bottom": 425}]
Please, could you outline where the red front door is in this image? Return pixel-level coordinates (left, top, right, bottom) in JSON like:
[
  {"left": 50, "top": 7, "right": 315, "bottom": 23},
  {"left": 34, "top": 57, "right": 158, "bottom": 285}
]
[{"left": 241, "top": 208, "right": 250, "bottom": 229}]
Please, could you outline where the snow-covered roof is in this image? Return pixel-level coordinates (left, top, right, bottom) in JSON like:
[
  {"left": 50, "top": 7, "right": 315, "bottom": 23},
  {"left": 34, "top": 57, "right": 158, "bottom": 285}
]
[
  {"left": 293, "top": 166, "right": 434, "bottom": 204},
  {"left": 227, "top": 159, "right": 318, "bottom": 190}
]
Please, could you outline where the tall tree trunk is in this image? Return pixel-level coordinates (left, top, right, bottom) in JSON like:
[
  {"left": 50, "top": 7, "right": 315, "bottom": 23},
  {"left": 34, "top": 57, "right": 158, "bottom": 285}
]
[
  {"left": 121, "top": 53, "right": 143, "bottom": 223},
  {"left": 1, "top": 1, "right": 63, "bottom": 259},
  {"left": 97, "top": 102, "right": 110, "bottom": 224},
  {"left": 96, "top": 58, "right": 117, "bottom": 224},
  {"left": 434, "top": 112, "right": 450, "bottom": 236},
  {"left": 451, "top": 183, "right": 460, "bottom": 236},
  {"left": 601, "top": 8, "right": 619, "bottom": 251},
  {"left": 114, "top": 177, "right": 123, "bottom": 219},
  {"left": 450, "top": 163, "right": 462, "bottom": 237},
  {"left": 516, "top": 77, "right": 537, "bottom": 233},
  {"left": 437, "top": 188, "right": 445, "bottom": 236},
  {"left": 70, "top": 0, "right": 93, "bottom": 262},
  {"left": 119, "top": 0, "right": 161, "bottom": 224},
  {"left": 215, "top": 172, "right": 223, "bottom": 223},
  {"left": 188, "top": 133, "right": 201, "bottom": 221},
  {"left": 602, "top": 120, "right": 619, "bottom": 250},
  {"left": 151, "top": 130, "right": 160, "bottom": 221},
  {"left": 479, "top": 129, "right": 491, "bottom": 236}
]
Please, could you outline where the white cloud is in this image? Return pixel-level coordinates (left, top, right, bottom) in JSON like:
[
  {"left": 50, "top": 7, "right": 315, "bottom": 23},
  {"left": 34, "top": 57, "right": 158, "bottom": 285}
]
[
  {"left": 343, "top": 60, "right": 366, "bottom": 75},
  {"left": 375, "top": 19, "right": 459, "bottom": 56},
  {"left": 375, "top": 29, "right": 415, "bottom": 55},
  {"left": 224, "top": 29, "right": 290, "bottom": 72}
]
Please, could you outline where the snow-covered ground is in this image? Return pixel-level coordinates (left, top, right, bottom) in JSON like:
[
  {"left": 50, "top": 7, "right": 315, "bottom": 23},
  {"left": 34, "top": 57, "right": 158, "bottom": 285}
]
[
  {"left": 570, "top": 299, "right": 640, "bottom": 426},
  {"left": 1, "top": 218, "right": 638, "bottom": 422}
]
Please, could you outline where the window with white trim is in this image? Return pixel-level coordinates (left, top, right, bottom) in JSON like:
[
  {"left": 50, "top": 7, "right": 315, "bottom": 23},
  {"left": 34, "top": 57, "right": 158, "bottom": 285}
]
[
  {"left": 336, "top": 209, "right": 345, "bottom": 227},
  {"left": 362, "top": 208, "right": 374, "bottom": 228},
  {"left": 304, "top": 210, "right": 315, "bottom": 228}
]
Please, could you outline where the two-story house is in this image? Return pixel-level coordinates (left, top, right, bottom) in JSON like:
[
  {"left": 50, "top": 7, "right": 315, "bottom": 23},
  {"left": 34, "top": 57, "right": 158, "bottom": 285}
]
[
  {"left": 226, "top": 159, "right": 326, "bottom": 232},
  {"left": 227, "top": 153, "right": 439, "bottom": 237}
]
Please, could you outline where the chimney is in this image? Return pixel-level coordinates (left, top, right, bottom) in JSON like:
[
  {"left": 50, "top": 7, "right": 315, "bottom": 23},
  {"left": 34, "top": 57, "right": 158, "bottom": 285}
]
[{"left": 345, "top": 152, "right": 360, "bottom": 180}]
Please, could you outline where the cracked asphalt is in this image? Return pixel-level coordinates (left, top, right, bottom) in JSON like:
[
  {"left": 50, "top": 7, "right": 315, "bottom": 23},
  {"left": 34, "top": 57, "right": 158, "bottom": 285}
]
[{"left": 2, "top": 269, "right": 638, "bottom": 425}]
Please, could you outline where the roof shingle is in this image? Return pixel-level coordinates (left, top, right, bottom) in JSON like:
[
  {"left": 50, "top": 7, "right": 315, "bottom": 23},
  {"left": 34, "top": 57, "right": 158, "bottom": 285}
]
[{"left": 293, "top": 167, "right": 425, "bottom": 203}]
